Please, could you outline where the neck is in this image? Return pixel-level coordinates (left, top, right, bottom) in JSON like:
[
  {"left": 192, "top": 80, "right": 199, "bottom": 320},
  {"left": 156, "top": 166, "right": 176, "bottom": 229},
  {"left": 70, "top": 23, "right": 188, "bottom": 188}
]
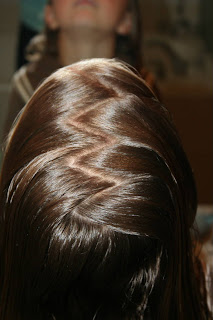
[{"left": 57, "top": 28, "right": 116, "bottom": 66}]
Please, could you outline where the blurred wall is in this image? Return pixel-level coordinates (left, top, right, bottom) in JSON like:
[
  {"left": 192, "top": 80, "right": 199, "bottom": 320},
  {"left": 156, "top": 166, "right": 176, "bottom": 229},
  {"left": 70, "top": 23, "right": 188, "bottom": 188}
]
[
  {"left": 0, "top": 0, "right": 19, "bottom": 158},
  {"left": 142, "top": 0, "right": 213, "bottom": 204}
]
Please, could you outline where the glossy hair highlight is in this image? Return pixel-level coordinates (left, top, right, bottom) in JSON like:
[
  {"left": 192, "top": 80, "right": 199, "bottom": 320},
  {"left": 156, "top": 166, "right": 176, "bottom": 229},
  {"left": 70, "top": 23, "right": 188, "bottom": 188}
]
[{"left": 0, "top": 59, "right": 211, "bottom": 319}]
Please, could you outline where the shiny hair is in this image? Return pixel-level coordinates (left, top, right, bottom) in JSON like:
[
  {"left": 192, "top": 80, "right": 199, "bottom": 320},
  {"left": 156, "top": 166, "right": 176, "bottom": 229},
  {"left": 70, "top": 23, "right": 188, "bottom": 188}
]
[
  {"left": 26, "top": 0, "right": 142, "bottom": 69},
  {"left": 0, "top": 59, "right": 211, "bottom": 320}
]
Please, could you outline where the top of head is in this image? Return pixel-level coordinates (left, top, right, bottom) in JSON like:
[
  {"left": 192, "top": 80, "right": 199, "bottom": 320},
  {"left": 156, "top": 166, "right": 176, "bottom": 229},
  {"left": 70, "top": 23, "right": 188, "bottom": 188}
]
[
  {"left": 1, "top": 58, "right": 197, "bottom": 319},
  {"left": 4, "top": 58, "right": 196, "bottom": 240}
]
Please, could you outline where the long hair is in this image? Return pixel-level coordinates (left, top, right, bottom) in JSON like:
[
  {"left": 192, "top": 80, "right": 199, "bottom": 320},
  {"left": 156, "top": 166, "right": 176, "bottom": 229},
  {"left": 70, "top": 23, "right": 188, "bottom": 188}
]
[
  {"left": 26, "top": 0, "right": 143, "bottom": 70},
  {"left": 0, "top": 59, "right": 211, "bottom": 320}
]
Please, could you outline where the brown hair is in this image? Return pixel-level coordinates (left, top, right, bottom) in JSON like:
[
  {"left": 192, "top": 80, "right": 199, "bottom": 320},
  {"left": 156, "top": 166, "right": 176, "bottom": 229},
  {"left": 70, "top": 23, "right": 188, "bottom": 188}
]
[
  {"left": 0, "top": 59, "right": 211, "bottom": 319},
  {"left": 26, "top": 0, "right": 143, "bottom": 70}
]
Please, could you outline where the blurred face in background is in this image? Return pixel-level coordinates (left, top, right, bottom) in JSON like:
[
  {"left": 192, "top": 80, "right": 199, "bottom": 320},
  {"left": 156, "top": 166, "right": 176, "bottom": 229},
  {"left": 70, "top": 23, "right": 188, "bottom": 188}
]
[{"left": 45, "top": 0, "right": 131, "bottom": 35}]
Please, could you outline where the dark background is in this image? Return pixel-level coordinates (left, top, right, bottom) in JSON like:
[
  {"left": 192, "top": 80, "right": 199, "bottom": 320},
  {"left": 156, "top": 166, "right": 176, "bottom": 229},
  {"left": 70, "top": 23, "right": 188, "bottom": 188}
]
[{"left": 141, "top": 0, "right": 213, "bottom": 204}]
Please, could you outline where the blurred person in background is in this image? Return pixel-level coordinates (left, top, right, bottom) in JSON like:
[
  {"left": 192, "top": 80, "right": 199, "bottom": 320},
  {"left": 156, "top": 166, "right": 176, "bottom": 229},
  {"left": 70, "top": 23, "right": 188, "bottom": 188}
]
[{"left": 3, "top": 0, "right": 158, "bottom": 139}]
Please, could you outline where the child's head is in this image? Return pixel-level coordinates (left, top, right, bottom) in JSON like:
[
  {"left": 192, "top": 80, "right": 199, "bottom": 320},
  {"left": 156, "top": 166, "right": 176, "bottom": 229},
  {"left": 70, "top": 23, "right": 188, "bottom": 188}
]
[
  {"left": 0, "top": 59, "right": 209, "bottom": 320},
  {"left": 27, "top": 0, "right": 142, "bottom": 69}
]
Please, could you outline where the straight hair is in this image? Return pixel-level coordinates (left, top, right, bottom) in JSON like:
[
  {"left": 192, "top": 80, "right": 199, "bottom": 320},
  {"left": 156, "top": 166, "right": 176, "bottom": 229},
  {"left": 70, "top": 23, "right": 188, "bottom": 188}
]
[{"left": 0, "top": 59, "right": 211, "bottom": 319}]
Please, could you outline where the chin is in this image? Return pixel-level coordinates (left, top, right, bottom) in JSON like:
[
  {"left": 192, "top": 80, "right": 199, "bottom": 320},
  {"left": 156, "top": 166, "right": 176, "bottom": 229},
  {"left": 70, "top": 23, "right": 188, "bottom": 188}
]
[
  {"left": 71, "top": 17, "right": 98, "bottom": 29},
  {"left": 73, "top": 12, "right": 97, "bottom": 24}
]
